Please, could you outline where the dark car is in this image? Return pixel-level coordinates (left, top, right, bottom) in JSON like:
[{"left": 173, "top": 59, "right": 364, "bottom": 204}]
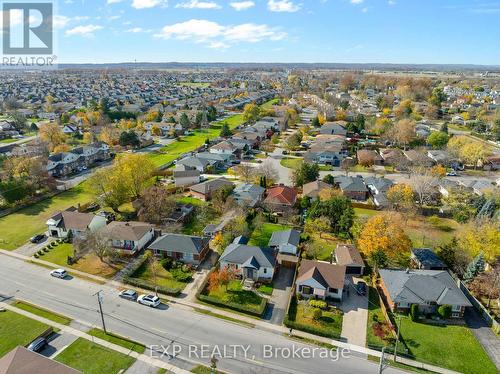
[
  {"left": 30, "top": 234, "right": 46, "bottom": 244},
  {"left": 27, "top": 337, "right": 47, "bottom": 352},
  {"left": 119, "top": 289, "right": 138, "bottom": 301},
  {"left": 356, "top": 281, "right": 367, "bottom": 296}
]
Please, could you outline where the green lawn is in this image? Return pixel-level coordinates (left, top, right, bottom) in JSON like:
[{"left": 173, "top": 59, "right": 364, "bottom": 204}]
[
  {"left": 12, "top": 301, "right": 71, "bottom": 325},
  {"left": 291, "top": 302, "right": 343, "bottom": 338},
  {"left": 303, "top": 233, "right": 339, "bottom": 262},
  {"left": 405, "top": 216, "right": 460, "bottom": 248},
  {"left": 354, "top": 207, "right": 380, "bottom": 218},
  {"left": 260, "top": 98, "right": 280, "bottom": 110},
  {"left": 399, "top": 316, "right": 497, "bottom": 374},
  {"left": 55, "top": 338, "right": 136, "bottom": 374},
  {"left": 191, "top": 365, "right": 226, "bottom": 374},
  {"left": 204, "top": 280, "right": 264, "bottom": 312},
  {"left": 0, "top": 182, "right": 95, "bottom": 250},
  {"left": 280, "top": 157, "right": 303, "bottom": 169},
  {"left": 178, "top": 82, "right": 210, "bottom": 88},
  {"left": 0, "top": 138, "right": 18, "bottom": 144},
  {"left": 0, "top": 310, "right": 50, "bottom": 357},
  {"left": 87, "top": 328, "right": 145, "bottom": 354},
  {"left": 248, "top": 223, "right": 290, "bottom": 247},
  {"left": 257, "top": 283, "right": 274, "bottom": 296},
  {"left": 130, "top": 260, "right": 190, "bottom": 291}
]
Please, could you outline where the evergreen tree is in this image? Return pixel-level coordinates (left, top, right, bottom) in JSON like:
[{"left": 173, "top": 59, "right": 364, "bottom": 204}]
[{"left": 464, "top": 253, "right": 486, "bottom": 282}]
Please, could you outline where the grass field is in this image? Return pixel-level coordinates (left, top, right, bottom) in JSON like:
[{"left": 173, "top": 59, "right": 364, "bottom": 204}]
[
  {"left": 0, "top": 310, "right": 50, "bottom": 357},
  {"left": 0, "top": 182, "right": 95, "bottom": 250},
  {"left": 304, "top": 232, "right": 339, "bottom": 261},
  {"left": 399, "top": 316, "right": 497, "bottom": 374},
  {"left": 87, "top": 328, "right": 145, "bottom": 354},
  {"left": 55, "top": 338, "right": 136, "bottom": 374},
  {"left": 178, "top": 82, "right": 210, "bottom": 88},
  {"left": 280, "top": 157, "right": 303, "bottom": 169},
  {"left": 293, "top": 302, "right": 343, "bottom": 338},
  {"left": 12, "top": 301, "right": 72, "bottom": 325},
  {"left": 248, "top": 222, "right": 290, "bottom": 247}
]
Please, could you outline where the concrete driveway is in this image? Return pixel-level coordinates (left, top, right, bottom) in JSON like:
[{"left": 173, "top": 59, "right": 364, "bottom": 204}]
[
  {"left": 263, "top": 266, "right": 295, "bottom": 325},
  {"left": 465, "top": 307, "right": 500, "bottom": 370},
  {"left": 13, "top": 233, "right": 53, "bottom": 257},
  {"left": 340, "top": 277, "right": 368, "bottom": 347}
]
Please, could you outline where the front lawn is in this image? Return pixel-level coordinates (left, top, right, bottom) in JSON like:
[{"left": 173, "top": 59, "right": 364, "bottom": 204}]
[
  {"left": 286, "top": 299, "right": 343, "bottom": 339},
  {"left": 0, "top": 181, "right": 95, "bottom": 250},
  {"left": 87, "top": 328, "right": 145, "bottom": 354},
  {"left": 191, "top": 365, "right": 226, "bottom": 374},
  {"left": 201, "top": 280, "right": 265, "bottom": 315},
  {"left": 12, "top": 301, "right": 72, "bottom": 325},
  {"left": 0, "top": 310, "right": 50, "bottom": 357},
  {"left": 280, "top": 157, "right": 303, "bottom": 169},
  {"left": 257, "top": 283, "right": 274, "bottom": 296},
  {"left": 399, "top": 316, "right": 497, "bottom": 374},
  {"left": 248, "top": 223, "right": 290, "bottom": 247},
  {"left": 55, "top": 338, "right": 136, "bottom": 374},
  {"left": 130, "top": 260, "right": 191, "bottom": 291},
  {"left": 366, "top": 287, "right": 399, "bottom": 352},
  {"left": 39, "top": 242, "right": 123, "bottom": 278}
]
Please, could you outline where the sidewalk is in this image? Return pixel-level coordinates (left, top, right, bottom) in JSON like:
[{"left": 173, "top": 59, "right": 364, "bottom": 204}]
[{"left": 0, "top": 301, "right": 191, "bottom": 374}]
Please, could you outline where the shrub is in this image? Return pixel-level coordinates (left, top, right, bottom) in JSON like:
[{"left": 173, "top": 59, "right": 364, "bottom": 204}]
[
  {"left": 309, "top": 300, "right": 327, "bottom": 310},
  {"left": 171, "top": 267, "right": 193, "bottom": 282},
  {"left": 43, "top": 247, "right": 49, "bottom": 252},
  {"left": 123, "top": 276, "right": 181, "bottom": 296},
  {"left": 34, "top": 253, "right": 39, "bottom": 258},
  {"left": 410, "top": 304, "right": 419, "bottom": 321},
  {"left": 160, "top": 257, "right": 173, "bottom": 271},
  {"left": 312, "top": 308, "right": 322, "bottom": 321},
  {"left": 438, "top": 304, "right": 452, "bottom": 319}
]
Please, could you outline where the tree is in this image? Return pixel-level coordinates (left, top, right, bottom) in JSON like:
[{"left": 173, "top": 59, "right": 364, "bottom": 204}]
[
  {"left": 469, "top": 261, "right": 500, "bottom": 308},
  {"left": 410, "top": 171, "right": 439, "bottom": 207},
  {"left": 243, "top": 104, "right": 260, "bottom": 122},
  {"left": 312, "top": 116, "right": 320, "bottom": 128},
  {"left": 140, "top": 185, "right": 176, "bottom": 224},
  {"left": 82, "top": 132, "right": 94, "bottom": 144},
  {"left": 84, "top": 231, "right": 112, "bottom": 264},
  {"left": 387, "top": 118, "right": 416, "bottom": 149},
  {"left": 39, "top": 122, "right": 66, "bottom": 152},
  {"left": 459, "top": 219, "right": 499, "bottom": 265},
  {"left": 151, "top": 124, "right": 162, "bottom": 136},
  {"left": 305, "top": 217, "right": 331, "bottom": 238},
  {"left": 370, "top": 250, "right": 389, "bottom": 272},
  {"left": 256, "top": 160, "right": 279, "bottom": 186},
  {"left": 0, "top": 179, "right": 31, "bottom": 204},
  {"left": 386, "top": 184, "right": 414, "bottom": 211},
  {"left": 437, "top": 305, "right": 452, "bottom": 319},
  {"left": 427, "top": 131, "right": 449, "bottom": 149},
  {"left": 179, "top": 113, "right": 190, "bottom": 128},
  {"left": 119, "top": 130, "right": 140, "bottom": 148},
  {"left": 211, "top": 185, "right": 235, "bottom": 214},
  {"left": 292, "top": 162, "right": 319, "bottom": 187},
  {"left": 357, "top": 213, "right": 412, "bottom": 260},
  {"left": 220, "top": 122, "right": 232, "bottom": 137},
  {"left": 464, "top": 253, "right": 486, "bottom": 282},
  {"left": 410, "top": 304, "right": 419, "bottom": 321},
  {"left": 208, "top": 268, "right": 236, "bottom": 292},
  {"left": 308, "top": 196, "right": 354, "bottom": 235},
  {"left": 11, "top": 112, "right": 27, "bottom": 131},
  {"left": 235, "top": 163, "right": 254, "bottom": 182},
  {"left": 285, "top": 132, "right": 302, "bottom": 151},
  {"left": 440, "top": 122, "right": 448, "bottom": 133},
  {"left": 429, "top": 87, "right": 446, "bottom": 107}
]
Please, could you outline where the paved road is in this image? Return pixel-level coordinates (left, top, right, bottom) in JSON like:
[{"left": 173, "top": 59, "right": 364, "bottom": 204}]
[{"left": 0, "top": 254, "right": 404, "bottom": 374}]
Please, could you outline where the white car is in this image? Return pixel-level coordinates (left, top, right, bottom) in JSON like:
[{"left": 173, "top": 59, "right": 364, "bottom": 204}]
[
  {"left": 50, "top": 269, "right": 68, "bottom": 279},
  {"left": 137, "top": 294, "right": 161, "bottom": 308}
]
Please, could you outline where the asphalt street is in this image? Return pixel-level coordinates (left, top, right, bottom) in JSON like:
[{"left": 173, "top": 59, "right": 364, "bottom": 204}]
[{"left": 0, "top": 255, "right": 404, "bottom": 374}]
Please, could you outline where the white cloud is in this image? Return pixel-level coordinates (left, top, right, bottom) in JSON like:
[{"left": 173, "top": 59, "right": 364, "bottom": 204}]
[
  {"left": 267, "top": 0, "right": 300, "bottom": 12},
  {"left": 388, "top": 0, "right": 396, "bottom": 4},
  {"left": 230, "top": 1, "right": 255, "bottom": 11},
  {"left": 175, "top": 0, "right": 221, "bottom": 9},
  {"left": 53, "top": 15, "right": 71, "bottom": 28},
  {"left": 155, "top": 18, "right": 287, "bottom": 48},
  {"left": 126, "top": 27, "right": 151, "bottom": 32},
  {"left": 361, "top": 7, "right": 368, "bottom": 12},
  {"left": 65, "top": 24, "right": 103, "bottom": 36},
  {"left": 132, "top": 0, "right": 167, "bottom": 9},
  {"left": 107, "top": 0, "right": 124, "bottom": 3},
  {"left": 350, "top": 0, "right": 363, "bottom": 4}
]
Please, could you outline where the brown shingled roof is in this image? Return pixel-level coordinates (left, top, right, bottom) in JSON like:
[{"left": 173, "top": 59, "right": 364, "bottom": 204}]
[
  {"left": 297, "top": 259, "right": 346, "bottom": 289},
  {"left": 335, "top": 244, "right": 364, "bottom": 267},
  {"left": 100, "top": 221, "right": 154, "bottom": 241},
  {"left": 0, "top": 346, "right": 81, "bottom": 374}
]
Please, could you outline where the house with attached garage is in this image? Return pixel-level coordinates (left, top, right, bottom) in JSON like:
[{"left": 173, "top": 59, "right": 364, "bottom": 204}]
[
  {"left": 268, "top": 229, "right": 301, "bottom": 256},
  {"left": 333, "top": 175, "right": 369, "bottom": 201},
  {"left": 189, "top": 177, "right": 234, "bottom": 201},
  {"left": 334, "top": 244, "right": 365, "bottom": 275},
  {"left": 99, "top": 221, "right": 155, "bottom": 255},
  {"left": 231, "top": 183, "right": 265, "bottom": 208},
  {"left": 149, "top": 233, "right": 210, "bottom": 266},
  {"left": 302, "top": 180, "right": 332, "bottom": 200},
  {"left": 173, "top": 169, "right": 201, "bottom": 187},
  {"left": 378, "top": 269, "right": 471, "bottom": 318},
  {"left": 219, "top": 239, "right": 276, "bottom": 283},
  {"left": 263, "top": 185, "right": 297, "bottom": 212},
  {"left": 296, "top": 260, "right": 346, "bottom": 301},
  {"left": 46, "top": 208, "right": 107, "bottom": 239}
]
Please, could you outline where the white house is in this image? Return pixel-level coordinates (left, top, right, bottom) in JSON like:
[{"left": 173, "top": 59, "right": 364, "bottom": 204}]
[
  {"left": 100, "top": 221, "right": 155, "bottom": 255},
  {"left": 295, "top": 260, "right": 346, "bottom": 301},
  {"left": 268, "top": 229, "right": 301, "bottom": 256},
  {"left": 46, "top": 209, "right": 106, "bottom": 239}
]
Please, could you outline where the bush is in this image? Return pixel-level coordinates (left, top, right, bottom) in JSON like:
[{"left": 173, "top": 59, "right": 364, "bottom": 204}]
[
  {"left": 170, "top": 267, "right": 192, "bottom": 282},
  {"left": 124, "top": 255, "right": 149, "bottom": 278},
  {"left": 34, "top": 253, "right": 39, "bottom": 258},
  {"left": 123, "top": 276, "right": 181, "bottom": 296},
  {"left": 197, "top": 294, "right": 267, "bottom": 317},
  {"left": 160, "top": 257, "right": 173, "bottom": 271},
  {"left": 312, "top": 308, "right": 322, "bottom": 321},
  {"left": 43, "top": 247, "right": 49, "bottom": 252},
  {"left": 438, "top": 304, "right": 452, "bottom": 319},
  {"left": 410, "top": 304, "right": 419, "bottom": 321},
  {"left": 309, "top": 300, "right": 327, "bottom": 310}
]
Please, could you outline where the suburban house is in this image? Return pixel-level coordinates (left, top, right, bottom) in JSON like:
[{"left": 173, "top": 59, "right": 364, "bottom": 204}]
[
  {"left": 0, "top": 346, "right": 82, "bottom": 374},
  {"left": 231, "top": 183, "right": 265, "bottom": 208},
  {"left": 176, "top": 156, "right": 210, "bottom": 172},
  {"left": 378, "top": 269, "right": 471, "bottom": 318},
  {"left": 319, "top": 122, "right": 347, "bottom": 136},
  {"left": 164, "top": 203, "right": 194, "bottom": 224},
  {"left": 379, "top": 148, "right": 403, "bottom": 166},
  {"left": 296, "top": 260, "right": 346, "bottom": 301},
  {"left": 335, "top": 244, "right": 365, "bottom": 275},
  {"left": 268, "top": 229, "right": 301, "bottom": 256},
  {"left": 427, "top": 150, "right": 450, "bottom": 165},
  {"left": 302, "top": 180, "right": 332, "bottom": 199},
  {"left": 403, "top": 150, "right": 434, "bottom": 167},
  {"left": 173, "top": 169, "right": 201, "bottom": 187},
  {"left": 357, "top": 149, "right": 383, "bottom": 166},
  {"left": 100, "top": 221, "right": 155, "bottom": 255},
  {"left": 189, "top": 177, "right": 234, "bottom": 201},
  {"left": 263, "top": 185, "right": 297, "bottom": 212},
  {"left": 219, "top": 240, "right": 276, "bottom": 282},
  {"left": 334, "top": 176, "right": 369, "bottom": 201},
  {"left": 149, "top": 233, "right": 210, "bottom": 266},
  {"left": 46, "top": 208, "right": 106, "bottom": 239},
  {"left": 46, "top": 142, "right": 111, "bottom": 177},
  {"left": 411, "top": 248, "right": 448, "bottom": 270},
  {"left": 364, "top": 176, "right": 394, "bottom": 208}
]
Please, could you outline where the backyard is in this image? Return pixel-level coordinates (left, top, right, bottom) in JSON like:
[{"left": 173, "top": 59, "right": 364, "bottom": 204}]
[
  {"left": 248, "top": 222, "right": 290, "bottom": 247},
  {"left": 0, "top": 310, "right": 50, "bottom": 356},
  {"left": 55, "top": 338, "right": 136, "bottom": 374},
  {"left": 303, "top": 232, "right": 340, "bottom": 262},
  {"left": 405, "top": 215, "right": 461, "bottom": 248}
]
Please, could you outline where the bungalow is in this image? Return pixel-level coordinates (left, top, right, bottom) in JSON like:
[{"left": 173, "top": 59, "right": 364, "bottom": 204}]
[
  {"left": 263, "top": 185, "right": 297, "bottom": 212},
  {"left": 403, "top": 150, "right": 434, "bottom": 167},
  {"left": 302, "top": 180, "right": 332, "bottom": 199},
  {"left": 189, "top": 177, "right": 234, "bottom": 201},
  {"left": 379, "top": 148, "right": 403, "bottom": 166},
  {"left": 427, "top": 150, "right": 450, "bottom": 165},
  {"left": 268, "top": 229, "right": 301, "bottom": 256},
  {"left": 100, "top": 221, "right": 155, "bottom": 255},
  {"left": 335, "top": 244, "right": 365, "bottom": 275},
  {"left": 219, "top": 240, "right": 276, "bottom": 282},
  {"left": 173, "top": 169, "right": 201, "bottom": 187},
  {"left": 364, "top": 176, "right": 393, "bottom": 208},
  {"left": 334, "top": 176, "right": 368, "bottom": 201},
  {"left": 411, "top": 248, "right": 448, "bottom": 270},
  {"left": 176, "top": 156, "right": 210, "bottom": 172},
  {"left": 378, "top": 269, "right": 471, "bottom": 318},
  {"left": 296, "top": 260, "right": 346, "bottom": 301},
  {"left": 149, "top": 233, "right": 210, "bottom": 266},
  {"left": 320, "top": 122, "right": 347, "bottom": 136},
  {"left": 0, "top": 346, "right": 82, "bottom": 374},
  {"left": 46, "top": 208, "right": 106, "bottom": 239},
  {"left": 231, "top": 183, "right": 265, "bottom": 208}
]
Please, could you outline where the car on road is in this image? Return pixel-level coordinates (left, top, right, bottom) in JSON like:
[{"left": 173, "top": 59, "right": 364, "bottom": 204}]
[
  {"left": 50, "top": 269, "right": 68, "bottom": 279},
  {"left": 27, "top": 337, "right": 47, "bottom": 352},
  {"left": 119, "top": 289, "right": 138, "bottom": 301},
  {"left": 30, "top": 234, "right": 46, "bottom": 243},
  {"left": 356, "top": 281, "right": 367, "bottom": 296},
  {"left": 446, "top": 171, "right": 458, "bottom": 176},
  {"left": 137, "top": 294, "right": 161, "bottom": 308}
]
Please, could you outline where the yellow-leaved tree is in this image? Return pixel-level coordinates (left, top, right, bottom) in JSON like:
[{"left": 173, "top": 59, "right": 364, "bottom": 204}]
[
  {"left": 459, "top": 219, "right": 500, "bottom": 265},
  {"left": 386, "top": 184, "right": 414, "bottom": 211}
]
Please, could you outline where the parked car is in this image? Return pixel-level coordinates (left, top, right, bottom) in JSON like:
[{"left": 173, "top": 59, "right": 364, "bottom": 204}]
[
  {"left": 27, "top": 337, "right": 47, "bottom": 352},
  {"left": 356, "top": 281, "right": 367, "bottom": 296},
  {"left": 50, "top": 269, "right": 68, "bottom": 279},
  {"left": 137, "top": 294, "right": 161, "bottom": 308},
  {"left": 446, "top": 171, "right": 458, "bottom": 176},
  {"left": 119, "top": 289, "right": 138, "bottom": 301},
  {"left": 30, "top": 234, "right": 46, "bottom": 243}
]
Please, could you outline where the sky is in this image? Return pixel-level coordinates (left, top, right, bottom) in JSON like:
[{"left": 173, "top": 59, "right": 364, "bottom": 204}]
[{"left": 9, "top": 0, "right": 500, "bottom": 64}]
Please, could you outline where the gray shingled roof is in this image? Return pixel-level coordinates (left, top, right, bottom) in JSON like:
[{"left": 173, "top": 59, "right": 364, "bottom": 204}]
[
  {"left": 268, "top": 229, "right": 301, "bottom": 247},
  {"left": 412, "top": 248, "right": 447, "bottom": 269},
  {"left": 149, "top": 233, "right": 208, "bottom": 255},
  {"left": 220, "top": 244, "right": 275, "bottom": 269}
]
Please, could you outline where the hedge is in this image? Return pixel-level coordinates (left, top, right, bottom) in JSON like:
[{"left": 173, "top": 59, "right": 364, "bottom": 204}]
[
  {"left": 123, "top": 255, "right": 149, "bottom": 278},
  {"left": 122, "top": 276, "right": 181, "bottom": 297},
  {"left": 283, "top": 317, "right": 342, "bottom": 339},
  {"left": 198, "top": 294, "right": 267, "bottom": 318}
]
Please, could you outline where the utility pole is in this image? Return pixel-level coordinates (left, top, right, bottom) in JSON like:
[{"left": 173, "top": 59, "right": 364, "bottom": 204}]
[
  {"left": 94, "top": 290, "right": 107, "bottom": 334},
  {"left": 378, "top": 346, "right": 386, "bottom": 374},
  {"left": 393, "top": 314, "right": 402, "bottom": 362}
]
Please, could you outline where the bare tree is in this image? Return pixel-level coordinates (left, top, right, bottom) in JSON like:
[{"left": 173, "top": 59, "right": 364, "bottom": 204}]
[
  {"left": 409, "top": 168, "right": 439, "bottom": 207},
  {"left": 140, "top": 185, "right": 176, "bottom": 224},
  {"left": 257, "top": 160, "right": 279, "bottom": 185},
  {"left": 235, "top": 163, "right": 254, "bottom": 182}
]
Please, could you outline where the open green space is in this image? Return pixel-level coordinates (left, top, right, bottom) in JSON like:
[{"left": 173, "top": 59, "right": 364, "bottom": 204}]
[
  {"left": 405, "top": 216, "right": 460, "bottom": 248},
  {"left": 0, "top": 310, "right": 50, "bottom": 357},
  {"left": 0, "top": 181, "right": 95, "bottom": 250},
  {"left": 12, "top": 301, "right": 72, "bottom": 325},
  {"left": 178, "top": 82, "right": 210, "bottom": 88},
  {"left": 55, "top": 338, "right": 136, "bottom": 374},
  {"left": 260, "top": 98, "right": 280, "bottom": 110},
  {"left": 303, "top": 232, "right": 339, "bottom": 262},
  {"left": 248, "top": 222, "right": 290, "bottom": 247},
  {"left": 87, "top": 328, "right": 145, "bottom": 354},
  {"left": 280, "top": 157, "right": 303, "bottom": 169},
  {"left": 399, "top": 316, "right": 497, "bottom": 374}
]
